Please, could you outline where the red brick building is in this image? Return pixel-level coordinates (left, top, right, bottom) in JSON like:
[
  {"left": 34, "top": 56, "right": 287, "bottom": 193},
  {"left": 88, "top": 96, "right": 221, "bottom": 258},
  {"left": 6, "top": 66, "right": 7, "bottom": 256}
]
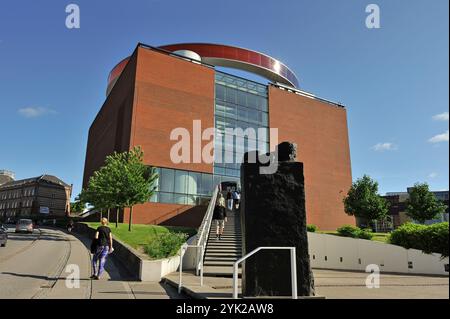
[{"left": 83, "top": 43, "right": 354, "bottom": 230}]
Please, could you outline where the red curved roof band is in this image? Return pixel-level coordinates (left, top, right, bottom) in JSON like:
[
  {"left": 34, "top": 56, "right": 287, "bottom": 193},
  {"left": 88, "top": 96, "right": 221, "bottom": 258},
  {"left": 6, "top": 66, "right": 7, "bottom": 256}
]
[{"left": 106, "top": 43, "right": 300, "bottom": 95}]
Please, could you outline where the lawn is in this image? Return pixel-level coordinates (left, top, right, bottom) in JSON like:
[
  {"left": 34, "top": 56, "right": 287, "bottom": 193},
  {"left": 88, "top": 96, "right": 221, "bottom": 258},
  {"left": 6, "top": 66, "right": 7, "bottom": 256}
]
[
  {"left": 85, "top": 222, "right": 197, "bottom": 250},
  {"left": 317, "top": 231, "right": 390, "bottom": 243}
]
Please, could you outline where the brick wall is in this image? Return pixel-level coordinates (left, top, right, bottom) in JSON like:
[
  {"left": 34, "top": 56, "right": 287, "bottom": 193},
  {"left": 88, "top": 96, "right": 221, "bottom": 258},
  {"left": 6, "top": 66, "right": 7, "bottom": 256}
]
[{"left": 268, "top": 86, "right": 354, "bottom": 230}]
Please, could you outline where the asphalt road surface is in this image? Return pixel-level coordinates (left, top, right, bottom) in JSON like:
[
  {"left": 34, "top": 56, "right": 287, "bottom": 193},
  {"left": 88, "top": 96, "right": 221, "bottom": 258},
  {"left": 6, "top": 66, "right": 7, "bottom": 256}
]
[{"left": 0, "top": 226, "right": 182, "bottom": 299}]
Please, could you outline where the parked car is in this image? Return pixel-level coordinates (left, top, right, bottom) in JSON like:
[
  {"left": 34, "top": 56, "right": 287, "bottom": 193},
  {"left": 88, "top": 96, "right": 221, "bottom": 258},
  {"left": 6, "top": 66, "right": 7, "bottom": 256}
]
[
  {"left": 15, "top": 219, "right": 34, "bottom": 234},
  {"left": 0, "top": 225, "right": 8, "bottom": 247}
]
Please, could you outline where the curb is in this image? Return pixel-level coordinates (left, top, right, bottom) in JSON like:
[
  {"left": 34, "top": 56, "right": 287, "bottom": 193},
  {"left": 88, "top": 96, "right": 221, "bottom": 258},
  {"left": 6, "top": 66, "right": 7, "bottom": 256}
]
[{"left": 162, "top": 276, "right": 207, "bottom": 299}]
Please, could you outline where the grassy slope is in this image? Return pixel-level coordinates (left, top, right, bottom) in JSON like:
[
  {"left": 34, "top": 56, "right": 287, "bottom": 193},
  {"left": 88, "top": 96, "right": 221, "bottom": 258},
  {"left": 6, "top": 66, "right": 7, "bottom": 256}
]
[{"left": 85, "top": 222, "right": 197, "bottom": 249}]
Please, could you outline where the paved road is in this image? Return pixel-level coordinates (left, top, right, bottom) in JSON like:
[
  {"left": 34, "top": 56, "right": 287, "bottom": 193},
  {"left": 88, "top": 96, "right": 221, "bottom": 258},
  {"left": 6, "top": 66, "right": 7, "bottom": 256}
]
[{"left": 0, "top": 226, "right": 183, "bottom": 299}]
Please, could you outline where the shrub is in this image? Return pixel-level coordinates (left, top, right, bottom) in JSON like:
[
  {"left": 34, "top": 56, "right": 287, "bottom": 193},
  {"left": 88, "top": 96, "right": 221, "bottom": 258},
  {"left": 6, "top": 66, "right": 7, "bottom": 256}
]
[
  {"left": 144, "top": 232, "right": 188, "bottom": 260},
  {"left": 389, "top": 222, "right": 449, "bottom": 258},
  {"left": 337, "top": 225, "right": 360, "bottom": 238},
  {"left": 358, "top": 229, "right": 374, "bottom": 240},
  {"left": 337, "top": 225, "right": 374, "bottom": 240},
  {"left": 307, "top": 224, "right": 318, "bottom": 232}
]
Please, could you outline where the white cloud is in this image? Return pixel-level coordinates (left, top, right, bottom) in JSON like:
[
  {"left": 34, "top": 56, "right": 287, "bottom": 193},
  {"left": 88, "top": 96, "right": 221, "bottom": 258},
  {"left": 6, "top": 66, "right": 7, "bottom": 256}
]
[
  {"left": 428, "top": 130, "right": 449, "bottom": 143},
  {"left": 371, "top": 142, "right": 398, "bottom": 152},
  {"left": 428, "top": 172, "right": 438, "bottom": 178},
  {"left": 18, "top": 107, "right": 56, "bottom": 118},
  {"left": 432, "top": 112, "right": 449, "bottom": 121}
]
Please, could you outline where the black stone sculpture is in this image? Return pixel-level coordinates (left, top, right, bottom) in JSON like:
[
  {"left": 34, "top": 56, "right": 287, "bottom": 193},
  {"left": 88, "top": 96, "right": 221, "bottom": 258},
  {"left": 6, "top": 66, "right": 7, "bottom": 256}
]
[
  {"left": 276, "top": 141, "right": 298, "bottom": 162},
  {"left": 240, "top": 142, "right": 315, "bottom": 297}
]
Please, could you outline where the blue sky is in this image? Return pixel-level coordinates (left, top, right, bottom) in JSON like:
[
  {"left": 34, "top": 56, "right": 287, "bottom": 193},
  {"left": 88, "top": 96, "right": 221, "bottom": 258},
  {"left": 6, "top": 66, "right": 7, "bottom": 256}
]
[{"left": 0, "top": 0, "right": 448, "bottom": 199}]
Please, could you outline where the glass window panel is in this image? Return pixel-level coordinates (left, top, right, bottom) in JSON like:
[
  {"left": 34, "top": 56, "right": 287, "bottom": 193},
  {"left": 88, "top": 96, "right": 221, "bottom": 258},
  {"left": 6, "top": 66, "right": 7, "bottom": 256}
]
[
  {"left": 237, "top": 90, "right": 247, "bottom": 106},
  {"left": 216, "top": 102, "right": 226, "bottom": 112},
  {"left": 153, "top": 167, "right": 160, "bottom": 191},
  {"left": 159, "top": 192, "right": 174, "bottom": 204},
  {"left": 247, "top": 109, "right": 260, "bottom": 123},
  {"left": 237, "top": 108, "right": 248, "bottom": 122},
  {"left": 246, "top": 138, "right": 258, "bottom": 152},
  {"left": 150, "top": 192, "right": 159, "bottom": 203},
  {"left": 223, "top": 150, "right": 234, "bottom": 164},
  {"left": 174, "top": 170, "right": 188, "bottom": 194},
  {"left": 235, "top": 151, "right": 245, "bottom": 164},
  {"left": 213, "top": 175, "right": 222, "bottom": 188},
  {"left": 257, "top": 142, "right": 269, "bottom": 154},
  {"left": 235, "top": 140, "right": 245, "bottom": 153},
  {"left": 185, "top": 194, "right": 198, "bottom": 205},
  {"left": 215, "top": 84, "right": 225, "bottom": 100},
  {"left": 261, "top": 112, "right": 268, "bottom": 124},
  {"left": 214, "top": 166, "right": 226, "bottom": 175},
  {"left": 225, "top": 75, "right": 236, "bottom": 85},
  {"left": 247, "top": 82, "right": 257, "bottom": 92},
  {"left": 247, "top": 94, "right": 258, "bottom": 109},
  {"left": 224, "top": 103, "right": 236, "bottom": 118},
  {"left": 225, "top": 118, "right": 236, "bottom": 130},
  {"left": 225, "top": 87, "right": 237, "bottom": 104},
  {"left": 201, "top": 174, "right": 213, "bottom": 195},
  {"left": 257, "top": 128, "right": 269, "bottom": 143},
  {"left": 260, "top": 98, "right": 268, "bottom": 112},
  {"left": 257, "top": 85, "right": 267, "bottom": 94},
  {"left": 160, "top": 168, "right": 174, "bottom": 193},
  {"left": 236, "top": 79, "right": 246, "bottom": 88},
  {"left": 173, "top": 194, "right": 187, "bottom": 205},
  {"left": 187, "top": 171, "right": 201, "bottom": 195}
]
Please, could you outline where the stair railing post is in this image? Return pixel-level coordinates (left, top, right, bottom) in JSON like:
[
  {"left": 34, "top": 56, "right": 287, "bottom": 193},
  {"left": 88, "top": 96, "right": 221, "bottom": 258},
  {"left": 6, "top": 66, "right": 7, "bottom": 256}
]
[
  {"left": 233, "top": 262, "right": 239, "bottom": 299},
  {"left": 290, "top": 247, "right": 297, "bottom": 299},
  {"left": 178, "top": 244, "right": 187, "bottom": 294},
  {"left": 200, "top": 245, "right": 204, "bottom": 286}
]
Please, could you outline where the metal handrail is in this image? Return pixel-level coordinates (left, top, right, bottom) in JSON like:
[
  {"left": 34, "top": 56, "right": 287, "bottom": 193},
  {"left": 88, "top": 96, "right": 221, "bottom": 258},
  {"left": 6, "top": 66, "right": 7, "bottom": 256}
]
[
  {"left": 194, "top": 185, "right": 220, "bottom": 274},
  {"left": 233, "top": 247, "right": 298, "bottom": 299},
  {"left": 178, "top": 244, "right": 204, "bottom": 294}
]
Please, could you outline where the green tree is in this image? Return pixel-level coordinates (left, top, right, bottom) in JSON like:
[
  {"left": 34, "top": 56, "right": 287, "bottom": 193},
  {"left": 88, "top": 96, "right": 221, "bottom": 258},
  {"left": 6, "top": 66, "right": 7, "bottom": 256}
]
[
  {"left": 343, "top": 175, "right": 389, "bottom": 225},
  {"left": 81, "top": 146, "right": 158, "bottom": 231},
  {"left": 405, "top": 183, "right": 447, "bottom": 224},
  {"left": 70, "top": 196, "right": 85, "bottom": 213}
]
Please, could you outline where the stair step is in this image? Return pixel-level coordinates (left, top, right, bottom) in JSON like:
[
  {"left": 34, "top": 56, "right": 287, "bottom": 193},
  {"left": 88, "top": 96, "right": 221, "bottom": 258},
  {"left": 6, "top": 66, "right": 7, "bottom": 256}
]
[
  {"left": 205, "top": 254, "right": 242, "bottom": 261},
  {"left": 207, "top": 246, "right": 242, "bottom": 250},
  {"left": 205, "top": 246, "right": 241, "bottom": 249},
  {"left": 204, "top": 257, "right": 240, "bottom": 262},
  {"left": 205, "top": 250, "right": 241, "bottom": 255},
  {"left": 208, "top": 239, "right": 242, "bottom": 242},
  {"left": 204, "top": 260, "right": 236, "bottom": 266},
  {"left": 203, "top": 266, "right": 242, "bottom": 277},
  {"left": 207, "top": 242, "right": 241, "bottom": 245}
]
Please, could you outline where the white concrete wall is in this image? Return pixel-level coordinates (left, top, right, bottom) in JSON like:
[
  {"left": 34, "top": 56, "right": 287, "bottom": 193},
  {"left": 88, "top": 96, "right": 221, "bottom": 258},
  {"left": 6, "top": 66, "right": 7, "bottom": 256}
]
[
  {"left": 140, "top": 255, "right": 181, "bottom": 282},
  {"left": 181, "top": 236, "right": 201, "bottom": 270},
  {"left": 308, "top": 232, "right": 449, "bottom": 276}
]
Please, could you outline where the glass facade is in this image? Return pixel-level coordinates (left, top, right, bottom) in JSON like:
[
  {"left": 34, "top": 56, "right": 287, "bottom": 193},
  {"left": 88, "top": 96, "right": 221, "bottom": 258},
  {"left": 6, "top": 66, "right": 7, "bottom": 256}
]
[
  {"left": 150, "top": 71, "right": 270, "bottom": 205},
  {"left": 150, "top": 167, "right": 243, "bottom": 205},
  {"left": 214, "top": 71, "right": 269, "bottom": 179}
]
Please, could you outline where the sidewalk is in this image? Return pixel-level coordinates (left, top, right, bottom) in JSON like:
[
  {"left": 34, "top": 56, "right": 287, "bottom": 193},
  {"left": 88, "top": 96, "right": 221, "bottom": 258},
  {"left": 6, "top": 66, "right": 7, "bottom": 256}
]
[
  {"left": 44, "top": 228, "right": 182, "bottom": 299},
  {"left": 164, "top": 271, "right": 240, "bottom": 299},
  {"left": 164, "top": 269, "right": 449, "bottom": 299}
]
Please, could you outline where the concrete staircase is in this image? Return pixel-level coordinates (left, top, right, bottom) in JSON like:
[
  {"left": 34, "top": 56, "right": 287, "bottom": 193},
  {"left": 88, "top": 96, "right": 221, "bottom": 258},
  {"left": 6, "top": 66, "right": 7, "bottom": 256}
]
[{"left": 203, "top": 208, "right": 242, "bottom": 277}]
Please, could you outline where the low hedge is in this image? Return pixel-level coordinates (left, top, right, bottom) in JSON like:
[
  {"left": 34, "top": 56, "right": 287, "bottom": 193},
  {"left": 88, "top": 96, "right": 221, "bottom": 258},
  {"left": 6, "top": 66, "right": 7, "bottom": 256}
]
[
  {"left": 144, "top": 232, "right": 188, "bottom": 260},
  {"left": 307, "top": 224, "right": 318, "bottom": 232},
  {"left": 389, "top": 222, "right": 449, "bottom": 258},
  {"left": 337, "top": 225, "right": 374, "bottom": 240}
]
